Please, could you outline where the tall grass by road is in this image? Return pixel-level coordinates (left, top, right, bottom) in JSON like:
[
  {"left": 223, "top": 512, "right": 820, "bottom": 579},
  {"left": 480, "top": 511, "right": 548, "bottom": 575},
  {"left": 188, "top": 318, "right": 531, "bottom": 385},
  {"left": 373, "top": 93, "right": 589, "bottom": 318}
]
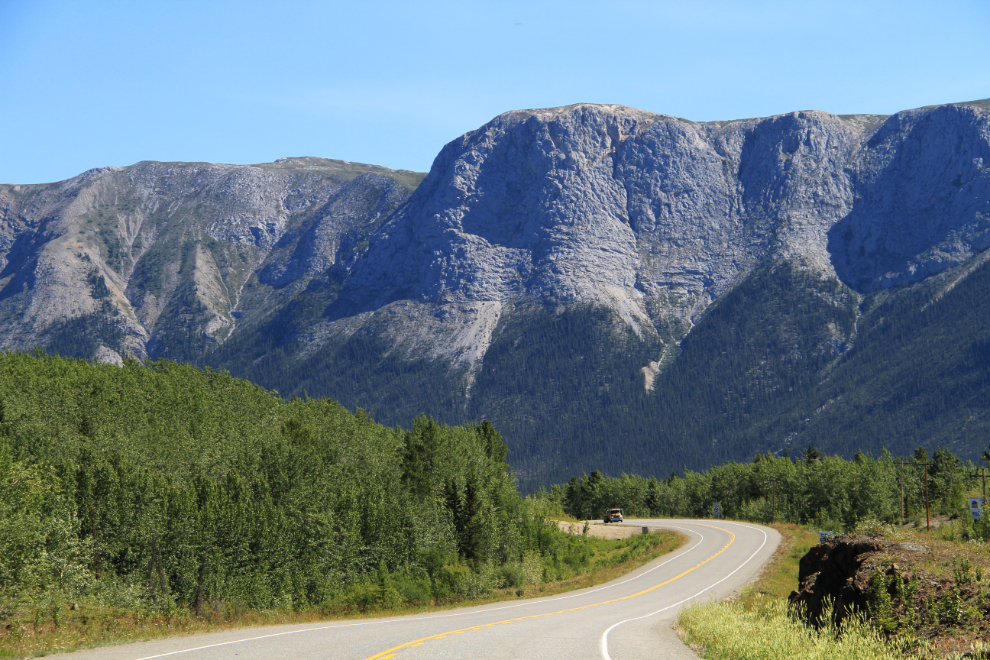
[
  {"left": 679, "top": 596, "right": 908, "bottom": 660},
  {"left": 677, "top": 523, "right": 908, "bottom": 660},
  {"left": 677, "top": 523, "right": 990, "bottom": 660}
]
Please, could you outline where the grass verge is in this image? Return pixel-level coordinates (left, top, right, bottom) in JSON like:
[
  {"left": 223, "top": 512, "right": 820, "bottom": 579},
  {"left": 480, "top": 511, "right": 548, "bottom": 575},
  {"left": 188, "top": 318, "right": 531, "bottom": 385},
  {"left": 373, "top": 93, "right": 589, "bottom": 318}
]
[
  {"left": 678, "top": 595, "right": 908, "bottom": 660},
  {"left": 0, "top": 531, "right": 684, "bottom": 659},
  {"left": 677, "top": 522, "right": 990, "bottom": 660},
  {"left": 677, "top": 523, "right": 910, "bottom": 660},
  {"left": 739, "top": 523, "right": 820, "bottom": 605}
]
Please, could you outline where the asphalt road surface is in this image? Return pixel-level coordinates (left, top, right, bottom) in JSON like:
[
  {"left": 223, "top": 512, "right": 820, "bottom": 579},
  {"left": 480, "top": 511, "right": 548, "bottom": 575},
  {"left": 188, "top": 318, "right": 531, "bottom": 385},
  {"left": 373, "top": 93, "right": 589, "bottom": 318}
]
[{"left": 56, "top": 519, "right": 780, "bottom": 660}]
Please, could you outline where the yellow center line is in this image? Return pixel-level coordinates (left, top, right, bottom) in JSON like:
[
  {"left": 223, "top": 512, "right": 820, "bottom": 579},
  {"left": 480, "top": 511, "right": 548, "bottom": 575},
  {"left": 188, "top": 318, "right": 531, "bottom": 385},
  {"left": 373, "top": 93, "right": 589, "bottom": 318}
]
[{"left": 362, "top": 523, "right": 735, "bottom": 660}]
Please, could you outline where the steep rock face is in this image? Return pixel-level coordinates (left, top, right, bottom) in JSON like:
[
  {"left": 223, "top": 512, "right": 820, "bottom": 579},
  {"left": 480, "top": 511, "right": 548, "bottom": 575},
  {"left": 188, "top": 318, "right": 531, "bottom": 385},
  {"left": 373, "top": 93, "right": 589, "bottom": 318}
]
[
  {"left": 829, "top": 103, "right": 990, "bottom": 289},
  {"left": 0, "top": 158, "right": 423, "bottom": 360},
  {"left": 356, "top": 108, "right": 861, "bottom": 303},
  {"left": 323, "top": 104, "right": 871, "bottom": 373},
  {"left": 9, "top": 101, "right": 986, "bottom": 373},
  {"left": 339, "top": 106, "right": 655, "bottom": 327},
  {"left": 325, "top": 101, "right": 988, "bottom": 361},
  {"left": 258, "top": 172, "right": 411, "bottom": 288}
]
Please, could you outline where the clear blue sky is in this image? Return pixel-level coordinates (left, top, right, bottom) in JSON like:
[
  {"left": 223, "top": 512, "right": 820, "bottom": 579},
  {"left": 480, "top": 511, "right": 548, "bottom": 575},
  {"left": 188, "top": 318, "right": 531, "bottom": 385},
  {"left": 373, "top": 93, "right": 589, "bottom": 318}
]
[{"left": 2, "top": 0, "right": 988, "bottom": 184}]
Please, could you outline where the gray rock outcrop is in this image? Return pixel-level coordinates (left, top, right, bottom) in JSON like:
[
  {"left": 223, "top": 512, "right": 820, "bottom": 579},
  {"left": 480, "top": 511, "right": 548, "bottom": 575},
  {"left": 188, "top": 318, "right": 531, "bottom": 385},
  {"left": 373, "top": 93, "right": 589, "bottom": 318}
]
[
  {"left": 0, "top": 158, "right": 423, "bottom": 360},
  {"left": 323, "top": 100, "right": 988, "bottom": 377}
]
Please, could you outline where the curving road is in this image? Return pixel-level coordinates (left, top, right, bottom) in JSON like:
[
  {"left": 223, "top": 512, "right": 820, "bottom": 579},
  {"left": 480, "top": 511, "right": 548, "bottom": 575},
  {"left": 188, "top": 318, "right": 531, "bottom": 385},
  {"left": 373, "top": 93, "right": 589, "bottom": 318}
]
[{"left": 56, "top": 520, "right": 779, "bottom": 660}]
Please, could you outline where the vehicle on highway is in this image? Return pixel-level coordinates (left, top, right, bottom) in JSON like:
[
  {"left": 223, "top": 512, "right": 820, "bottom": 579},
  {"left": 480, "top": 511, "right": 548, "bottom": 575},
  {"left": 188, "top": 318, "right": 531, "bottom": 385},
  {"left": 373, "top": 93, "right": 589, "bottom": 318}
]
[{"left": 603, "top": 508, "right": 624, "bottom": 523}]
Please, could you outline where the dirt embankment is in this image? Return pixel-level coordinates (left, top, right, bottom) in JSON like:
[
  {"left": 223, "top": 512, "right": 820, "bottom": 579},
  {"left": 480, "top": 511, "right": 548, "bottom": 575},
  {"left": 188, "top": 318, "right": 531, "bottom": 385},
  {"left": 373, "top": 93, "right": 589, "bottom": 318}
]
[
  {"left": 556, "top": 520, "right": 663, "bottom": 540},
  {"left": 789, "top": 534, "right": 990, "bottom": 654}
]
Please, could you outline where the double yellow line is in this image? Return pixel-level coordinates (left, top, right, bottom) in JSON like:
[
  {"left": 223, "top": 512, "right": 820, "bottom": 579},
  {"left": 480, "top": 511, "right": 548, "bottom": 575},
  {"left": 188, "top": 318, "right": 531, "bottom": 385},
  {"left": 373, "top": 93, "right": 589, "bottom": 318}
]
[{"left": 363, "top": 523, "right": 735, "bottom": 660}]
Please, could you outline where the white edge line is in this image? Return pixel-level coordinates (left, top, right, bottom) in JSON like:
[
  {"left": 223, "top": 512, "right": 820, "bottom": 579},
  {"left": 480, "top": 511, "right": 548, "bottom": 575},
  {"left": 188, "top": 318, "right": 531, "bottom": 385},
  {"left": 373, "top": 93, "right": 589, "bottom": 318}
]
[
  {"left": 600, "top": 522, "right": 770, "bottom": 660},
  {"left": 131, "top": 522, "right": 705, "bottom": 660}
]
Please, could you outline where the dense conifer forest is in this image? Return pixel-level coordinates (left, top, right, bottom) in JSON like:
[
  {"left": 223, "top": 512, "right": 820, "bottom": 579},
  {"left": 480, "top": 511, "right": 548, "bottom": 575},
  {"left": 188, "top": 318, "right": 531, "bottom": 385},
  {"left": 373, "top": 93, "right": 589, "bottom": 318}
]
[
  {"left": 3, "top": 347, "right": 988, "bottom": 648},
  {"left": 1, "top": 351, "right": 650, "bottom": 624}
]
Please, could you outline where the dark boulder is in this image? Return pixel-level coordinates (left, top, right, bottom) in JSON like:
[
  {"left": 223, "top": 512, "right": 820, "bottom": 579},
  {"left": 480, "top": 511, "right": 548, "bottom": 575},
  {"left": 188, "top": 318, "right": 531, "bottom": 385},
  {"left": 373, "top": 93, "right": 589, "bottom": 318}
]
[{"left": 788, "top": 534, "right": 925, "bottom": 625}]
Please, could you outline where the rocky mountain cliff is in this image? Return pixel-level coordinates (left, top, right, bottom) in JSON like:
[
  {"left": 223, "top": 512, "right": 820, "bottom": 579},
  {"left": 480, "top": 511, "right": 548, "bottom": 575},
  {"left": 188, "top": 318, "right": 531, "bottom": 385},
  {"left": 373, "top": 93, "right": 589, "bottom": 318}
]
[
  {"left": 3, "top": 99, "right": 989, "bottom": 488},
  {"left": 0, "top": 158, "right": 423, "bottom": 363}
]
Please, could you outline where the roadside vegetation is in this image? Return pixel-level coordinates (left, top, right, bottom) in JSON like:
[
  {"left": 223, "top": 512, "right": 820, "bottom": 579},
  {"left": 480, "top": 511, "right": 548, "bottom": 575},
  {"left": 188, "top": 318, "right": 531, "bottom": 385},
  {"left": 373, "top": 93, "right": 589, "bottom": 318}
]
[
  {"left": 543, "top": 446, "right": 987, "bottom": 534},
  {"left": 676, "top": 524, "right": 912, "bottom": 660},
  {"left": 0, "top": 351, "right": 680, "bottom": 658},
  {"left": 679, "top": 596, "right": 912, "bottom": 660},
  {"left": 678, "top": 523, "right": 990, "bottom": 659}
]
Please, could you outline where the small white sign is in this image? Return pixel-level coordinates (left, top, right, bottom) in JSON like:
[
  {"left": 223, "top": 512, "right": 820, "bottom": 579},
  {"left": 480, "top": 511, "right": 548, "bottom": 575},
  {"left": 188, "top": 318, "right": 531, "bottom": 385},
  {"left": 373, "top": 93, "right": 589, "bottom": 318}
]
[
  {"left": 712, "top": 502, "right": 722, "bottom": 517},
  {"left": 819, "top": 531, "right": 835, "bottom": 544},
  {"left": 970, "top": 497, "right": 984, "bottom": 521}
]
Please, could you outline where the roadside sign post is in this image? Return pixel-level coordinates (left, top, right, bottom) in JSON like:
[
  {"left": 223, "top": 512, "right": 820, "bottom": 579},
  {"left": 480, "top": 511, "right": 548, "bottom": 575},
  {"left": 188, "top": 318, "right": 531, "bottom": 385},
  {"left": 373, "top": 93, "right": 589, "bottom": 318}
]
[
  {"left": 965, "top": 465, "right": 987, "bottom": 519},
  {"left": 819, "top": 531, "right": 835, "bottom": 544},
  {"left": 712, "top": 502, "right": 722, "bottom": 519}
]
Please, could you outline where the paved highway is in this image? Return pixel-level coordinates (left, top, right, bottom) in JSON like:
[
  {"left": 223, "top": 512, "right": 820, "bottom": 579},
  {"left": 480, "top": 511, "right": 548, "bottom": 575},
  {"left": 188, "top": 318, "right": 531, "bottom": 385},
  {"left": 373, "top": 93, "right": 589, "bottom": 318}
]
[{"left": 56, "top": 520, "right": 779, "bottom": 660}]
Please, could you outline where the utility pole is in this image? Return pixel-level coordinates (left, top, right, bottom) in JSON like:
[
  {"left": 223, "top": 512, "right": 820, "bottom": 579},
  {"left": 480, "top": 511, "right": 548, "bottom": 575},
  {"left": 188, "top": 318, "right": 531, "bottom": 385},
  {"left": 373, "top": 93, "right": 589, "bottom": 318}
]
[
  {"left": 900, "top": 459, "right": 905, "bottom": 527},
  {"left": 772, "top": 479, "right": 777, "bottom": 524},
  {"left": 764, "top": 476, "right": 778, "bottom": 524},
  {"left": 983, "top": 468, "right": 987, "bottom": 507},
  {"left": 908, "top": 455, "right": 933, "bottom": 531}
]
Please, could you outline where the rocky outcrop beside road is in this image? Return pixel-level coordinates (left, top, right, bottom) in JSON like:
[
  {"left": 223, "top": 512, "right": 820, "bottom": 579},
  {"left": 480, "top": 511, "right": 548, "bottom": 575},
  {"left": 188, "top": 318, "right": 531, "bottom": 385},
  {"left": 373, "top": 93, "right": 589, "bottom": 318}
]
[{"left": 788, "top": 534, "right": 929, "bottom": 624}]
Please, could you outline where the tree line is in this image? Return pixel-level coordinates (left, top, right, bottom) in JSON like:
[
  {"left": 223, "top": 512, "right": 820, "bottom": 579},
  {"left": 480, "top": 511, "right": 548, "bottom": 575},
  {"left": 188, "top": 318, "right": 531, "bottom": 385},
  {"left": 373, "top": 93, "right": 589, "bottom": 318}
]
[{"left": 548, "top": 445, "right": 989, "bottom": 534}]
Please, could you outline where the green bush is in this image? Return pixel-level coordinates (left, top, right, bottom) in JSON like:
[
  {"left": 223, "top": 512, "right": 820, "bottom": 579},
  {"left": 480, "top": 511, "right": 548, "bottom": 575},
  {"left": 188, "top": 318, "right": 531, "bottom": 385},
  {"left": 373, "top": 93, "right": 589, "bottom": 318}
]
[
  {"left": 938, "top": 587, "right": 963, "bottom": 625},
  {"left": 498, "top": 564, "right": 525, "bottom": 589},
  {"left": 431, "top": 563, "right": 471, "bottom": 602},
  {"left": 866, "top": 569, "right": 892, "bottom": 620},
  {"left": 394, "top": 572, "right": 432, "bottom": 605}
]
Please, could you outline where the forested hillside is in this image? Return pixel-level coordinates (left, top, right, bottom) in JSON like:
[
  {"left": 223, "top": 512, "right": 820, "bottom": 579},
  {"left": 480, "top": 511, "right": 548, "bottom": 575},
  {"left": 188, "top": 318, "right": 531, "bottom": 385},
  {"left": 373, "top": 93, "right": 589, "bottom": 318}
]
[
  {"left": 210, "top": 252, "right": 990, "bottom": 490},
  {"left": 629, "top": 252, "right": 990, "bottom": 472},
  {"left": 0, "top": 352, "right": 642, "bottom": 625}
]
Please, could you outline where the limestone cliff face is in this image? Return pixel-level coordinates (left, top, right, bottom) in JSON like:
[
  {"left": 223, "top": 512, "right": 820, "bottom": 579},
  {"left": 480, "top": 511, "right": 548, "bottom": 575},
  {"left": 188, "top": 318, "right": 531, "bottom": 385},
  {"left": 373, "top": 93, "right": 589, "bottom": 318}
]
[
  {"left": 1, "top": 98, "right": 988, "bottom": 409},
  {"left": 829, "top": 103, "right": 990, "bottom": 289},
  {"left": 324, "top": 100, "right": 988, "bottom": 383},
  {"left": 0, "top": 158, "right": 423, "bottom": 361}
]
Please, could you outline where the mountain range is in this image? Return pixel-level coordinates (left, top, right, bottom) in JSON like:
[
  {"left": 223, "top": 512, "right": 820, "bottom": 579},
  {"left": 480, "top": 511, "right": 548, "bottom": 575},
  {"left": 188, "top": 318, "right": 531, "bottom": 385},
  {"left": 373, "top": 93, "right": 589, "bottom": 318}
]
[{"left": 2, "top": 98, "right": 989, "bottom": 489}]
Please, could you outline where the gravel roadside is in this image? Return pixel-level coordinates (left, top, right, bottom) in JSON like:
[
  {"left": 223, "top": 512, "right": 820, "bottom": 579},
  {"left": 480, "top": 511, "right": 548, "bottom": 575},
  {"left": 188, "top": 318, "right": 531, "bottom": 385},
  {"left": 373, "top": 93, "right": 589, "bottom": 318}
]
[{"left": 556, "top": 520, "right": 662, "bottom": 540}]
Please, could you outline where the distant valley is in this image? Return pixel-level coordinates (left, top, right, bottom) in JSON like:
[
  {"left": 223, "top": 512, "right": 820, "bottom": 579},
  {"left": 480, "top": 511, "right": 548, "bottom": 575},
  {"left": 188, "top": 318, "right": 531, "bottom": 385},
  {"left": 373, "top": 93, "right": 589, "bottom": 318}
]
[{"left": 2, "top": 98, "right": 989, "bottom": 489}]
